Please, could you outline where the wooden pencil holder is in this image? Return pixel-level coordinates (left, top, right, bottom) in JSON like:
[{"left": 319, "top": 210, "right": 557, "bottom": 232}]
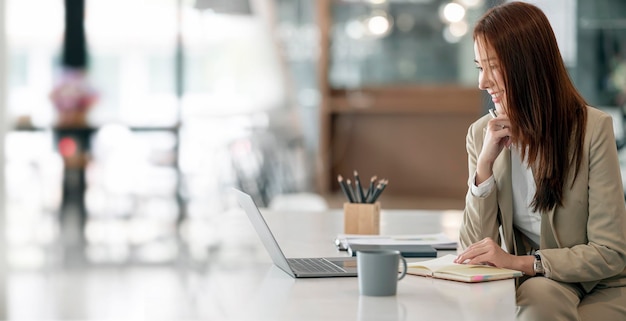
[{"left": 343, "top": 202, "right": 380, "bottom": 235}]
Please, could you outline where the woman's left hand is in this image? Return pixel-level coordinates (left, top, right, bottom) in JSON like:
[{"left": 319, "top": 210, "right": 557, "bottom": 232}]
[{"left": 454, "top": 237, "right": 513, "bottom": 268}]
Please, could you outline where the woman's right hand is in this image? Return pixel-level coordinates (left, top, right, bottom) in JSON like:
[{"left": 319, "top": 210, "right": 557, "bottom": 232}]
[{"left": 475, "top": 113, "right": 512, "bottom": 185}]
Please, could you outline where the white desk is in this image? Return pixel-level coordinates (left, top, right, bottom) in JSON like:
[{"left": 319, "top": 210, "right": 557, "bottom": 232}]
[{"left": 206, "top": 208, "right": 517, "bottom": 321}]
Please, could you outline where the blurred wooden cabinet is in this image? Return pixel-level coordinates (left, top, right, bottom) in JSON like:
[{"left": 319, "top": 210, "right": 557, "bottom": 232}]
[{"left": 315, "top": 0, "right": 483, "bottom": 204}]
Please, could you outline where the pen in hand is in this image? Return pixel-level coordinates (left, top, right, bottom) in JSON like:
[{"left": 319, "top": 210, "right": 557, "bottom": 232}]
[
  {"left": 488, "top": 107, "right": 498, "bottom": 118},
  {"left": 488, "top": 107, "right": 512, "bottom": 149}
]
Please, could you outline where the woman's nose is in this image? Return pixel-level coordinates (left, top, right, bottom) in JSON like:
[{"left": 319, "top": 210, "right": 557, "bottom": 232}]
[{"left": 478, "top": 71, "right": 491, "bottom": 91}]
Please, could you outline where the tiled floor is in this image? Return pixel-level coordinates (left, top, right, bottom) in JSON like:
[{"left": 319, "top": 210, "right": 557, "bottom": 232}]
[
  {"left": 8, "top": 264, "right": 197, "bottom": 320},
  {"left": 3, "top": 207, "right": 263, "bottom": 321}
]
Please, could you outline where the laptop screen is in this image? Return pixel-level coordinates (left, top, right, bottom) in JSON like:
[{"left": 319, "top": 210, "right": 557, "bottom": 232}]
[{"left": 234, "top": 188, "right": 295, "bottom": 276}]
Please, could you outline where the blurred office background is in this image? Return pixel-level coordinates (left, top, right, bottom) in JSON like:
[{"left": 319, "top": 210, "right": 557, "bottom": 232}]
[{"left": 0, "top": 0, "right": 625, "bottom": 319}]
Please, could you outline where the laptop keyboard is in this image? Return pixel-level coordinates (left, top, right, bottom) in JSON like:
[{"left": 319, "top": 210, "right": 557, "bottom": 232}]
[{"left": 289, "top": 258, "right": 346, "bottom": 273}]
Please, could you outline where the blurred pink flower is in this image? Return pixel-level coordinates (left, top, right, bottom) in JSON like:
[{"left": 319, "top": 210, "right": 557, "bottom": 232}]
[{"left": 50, "top": 68, "right": 98, "bottom": 112}]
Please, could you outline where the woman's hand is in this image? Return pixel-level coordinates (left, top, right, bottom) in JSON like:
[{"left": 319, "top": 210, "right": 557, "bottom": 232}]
[
  {"left": 475, "top": 113, "right": 512, "bottom": 184},
  {"left": 454, "top": 237, "right": 513, "bottom": 268},
  {"left": 455, "top": 237, "right": 536, "bottom": 275}
]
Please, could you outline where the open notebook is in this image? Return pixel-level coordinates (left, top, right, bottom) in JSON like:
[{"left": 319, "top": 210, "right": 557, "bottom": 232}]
[{"left": 406, "top": 254, "right": 523, "bottom": 283}]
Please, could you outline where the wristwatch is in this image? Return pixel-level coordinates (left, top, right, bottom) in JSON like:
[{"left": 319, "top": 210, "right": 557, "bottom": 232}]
[{"left": 533, "top": 251, "right": 544, "bottom": 275}]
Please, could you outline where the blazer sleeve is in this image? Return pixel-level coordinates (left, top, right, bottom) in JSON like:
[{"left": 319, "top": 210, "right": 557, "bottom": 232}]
[{"left": 459, "top": 118, "right": 502, "bottom": 249}]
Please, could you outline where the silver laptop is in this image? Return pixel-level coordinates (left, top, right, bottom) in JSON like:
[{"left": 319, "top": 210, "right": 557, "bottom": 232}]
[{"left": 234, "top": 188, "right": 358, "bottom": 278}]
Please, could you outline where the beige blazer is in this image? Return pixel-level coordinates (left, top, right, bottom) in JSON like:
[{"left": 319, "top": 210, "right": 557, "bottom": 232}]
[{"left": 460, "top": 106, "right": 626, "bottom": 292}]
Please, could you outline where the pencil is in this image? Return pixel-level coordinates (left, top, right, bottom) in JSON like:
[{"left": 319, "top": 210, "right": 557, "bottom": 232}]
[
  {"left": 354, "top": 170, "right": 365, "bottom": 203},
  {"left": 337, "top": 175, "right": 354, "bottom": 203},
  {"left": 366, "top": 182, "right": 382, "bottom": 203},
  {"left": 368, "top": 179, "right": 388, "bottom": 203},
  {"left": 346, "top": 179, "right": 357, "bottom": 204},
  {"left": 364, "top": 175, "right": 377, "bottom": 201},
  {"left": 372, "top": 178, "right": 382, "bottom": 203}
]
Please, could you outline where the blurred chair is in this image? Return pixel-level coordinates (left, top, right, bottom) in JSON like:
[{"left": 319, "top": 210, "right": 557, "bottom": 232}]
[{"left": 268, "top": 193, "right": 328, "bottom": 211}]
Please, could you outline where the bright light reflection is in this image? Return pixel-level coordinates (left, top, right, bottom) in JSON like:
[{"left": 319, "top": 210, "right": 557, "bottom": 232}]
[
  {"left": 441, "top": 2, "right": 466, "bottom": 23},
  {"left": 367, "top": 15, "right": 391, "bottom": 36},
  {"left": 443, "top": 26, "right": 462, "bottom": 43},
  {"left": 449, "top": 20, "right": 468, "bottom": 37}
]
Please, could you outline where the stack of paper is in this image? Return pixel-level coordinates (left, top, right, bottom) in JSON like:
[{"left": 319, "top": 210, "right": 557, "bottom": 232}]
[
  {"left": 335, "top": 233, "right": 458, "bottom": 251},
  {"left": 346, "top": 243, "right": 437, "bottom": 258}
]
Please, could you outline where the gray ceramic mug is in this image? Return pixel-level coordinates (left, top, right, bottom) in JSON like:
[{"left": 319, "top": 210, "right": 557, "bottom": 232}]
[{"left": 357, "top": 249, "right": 408, "bottom": 296}]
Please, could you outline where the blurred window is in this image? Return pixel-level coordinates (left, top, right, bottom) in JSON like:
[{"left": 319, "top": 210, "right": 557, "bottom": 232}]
[{"left": 328, "top": 1, "right": 485, "bottom": 88}]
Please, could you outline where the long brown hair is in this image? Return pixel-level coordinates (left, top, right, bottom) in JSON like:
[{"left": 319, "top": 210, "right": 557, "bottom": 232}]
[{"left": 474, "top": 2, "right": 587, "bottom": 212}]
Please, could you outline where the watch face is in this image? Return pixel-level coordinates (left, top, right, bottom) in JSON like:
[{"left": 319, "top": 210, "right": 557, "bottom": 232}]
[{"left": 534, "top": 258, "right": 544, "bottom": 274}]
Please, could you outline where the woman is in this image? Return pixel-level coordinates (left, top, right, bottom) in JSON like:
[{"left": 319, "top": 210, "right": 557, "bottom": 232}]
[{"left": 455, "top": 2, "right": 626, "bottom": 320}]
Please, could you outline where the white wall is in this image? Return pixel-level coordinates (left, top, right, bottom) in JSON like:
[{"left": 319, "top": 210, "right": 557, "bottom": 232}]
[
  {"left": 518, "top": 0, "right": 578, "bottom": 67},
  {"left": 0, "top": 0, "right": 7, "bottom": 317}
]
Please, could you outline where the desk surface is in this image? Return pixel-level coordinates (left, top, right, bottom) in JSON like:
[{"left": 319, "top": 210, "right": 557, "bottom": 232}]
[{"left": 206, "top": 208, "right": 517, "bottom": 321}]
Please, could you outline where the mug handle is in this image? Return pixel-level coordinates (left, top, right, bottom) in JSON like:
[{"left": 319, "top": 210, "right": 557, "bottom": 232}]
[{"left": 398, "top": 256, "right": 407, "bottom": 280}]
